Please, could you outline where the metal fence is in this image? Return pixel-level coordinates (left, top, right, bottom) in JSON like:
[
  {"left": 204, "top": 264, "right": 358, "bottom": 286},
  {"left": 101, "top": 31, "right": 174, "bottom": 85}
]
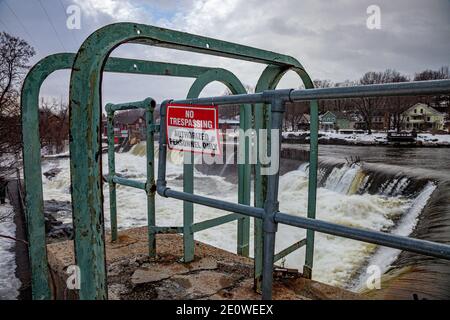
[
  {"left": 158, "top": 79, "right": 450, "bottom": 300},
  {"left": 20, "top": 22, "right": 450, "bottom": 300}
]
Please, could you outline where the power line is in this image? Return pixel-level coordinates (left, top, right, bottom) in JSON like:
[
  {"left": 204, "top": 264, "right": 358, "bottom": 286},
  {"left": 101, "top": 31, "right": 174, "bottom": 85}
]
[
  {"left": 0, "top": 18, "right": 10, "bottom": 33},
  {"left": 57, "top": 0, "right": 79, "bottom": 49},
  {"left": 37, "top": 0, "right": 67, "bottom": 51},
  {"left": 4, "top": 1, "right": 35, "bottom": 41}
]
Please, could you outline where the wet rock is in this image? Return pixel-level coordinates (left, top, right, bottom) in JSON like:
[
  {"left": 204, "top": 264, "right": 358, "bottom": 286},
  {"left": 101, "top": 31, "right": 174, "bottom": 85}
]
[
  {"left": 188, "top": 257, "right": 218, "bottom": 270},
  {"left": 156, "top": 271, "right": 240, "bottom": 299},
  {"left": 131, "top": 264, "right": 188, "bottom": 285},
  {"left": 47, "top": 223, "right": 73, "bottom": 240},
  {"left": 43, "top": 168, "right": 61, "bottom": 180},
  {"left": 43, "top": 200, "right": 73, "bottom": 241},
  {"left": 131, "top": 257, "right": 219, "bottom": 286},
  {"left": 108, "top": 283, "right": 127, "bottom": 300}
]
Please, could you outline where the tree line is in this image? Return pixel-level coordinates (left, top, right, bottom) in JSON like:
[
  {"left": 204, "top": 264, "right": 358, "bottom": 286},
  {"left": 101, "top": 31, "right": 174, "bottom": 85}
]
[
  {"left": 284, "top": 67, "right": 450, "bottom": 134},
  {"left": 1, "top": 30, "right": 449, "bottom": 179},
  {"left": 0, "top": 32, "right": 69, "bottom": 180},
  {"left": 221, "top": 67, "right": 449, "bottom": 134}
]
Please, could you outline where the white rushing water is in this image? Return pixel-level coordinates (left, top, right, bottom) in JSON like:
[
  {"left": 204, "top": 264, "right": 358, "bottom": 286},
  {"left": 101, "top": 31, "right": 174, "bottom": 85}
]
[
  {"left": 40, "top": 144, "right": 435, "bottom": 290},
  {"left": 0, "top": 201, "right": 21, "bottom": 299}
]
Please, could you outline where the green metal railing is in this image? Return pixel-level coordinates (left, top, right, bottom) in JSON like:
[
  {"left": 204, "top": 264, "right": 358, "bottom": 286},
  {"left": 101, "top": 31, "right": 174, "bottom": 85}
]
[
  {"left": 21, "top": 53, "right": 230, "bottom": 299},
  {"left": 21, "top": 55, "right": 260, "bottom": 300},
  {"left": 65, "top": 23, "right": 315, "bottom": 299},
  {"left": 21, "top": 23, "right": 318, "bottom": 300},
  {"left": 20, "top": 22, "right": 450, "bottom": 300},
  {"left": 158, "top": 79, "right": 450, "bottom": 299},
  {"left": 105, "top": 98, "right": 157, "bottom": 256}
]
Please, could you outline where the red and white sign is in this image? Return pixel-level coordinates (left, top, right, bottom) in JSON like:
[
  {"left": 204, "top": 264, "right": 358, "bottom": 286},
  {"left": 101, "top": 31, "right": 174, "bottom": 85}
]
[{"left": 166, "top": 103, "right": 221, "bottom": 154}]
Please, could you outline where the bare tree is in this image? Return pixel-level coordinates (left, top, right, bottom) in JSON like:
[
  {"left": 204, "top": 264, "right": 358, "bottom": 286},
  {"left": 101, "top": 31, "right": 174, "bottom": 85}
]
[
  {"left": 382, "top": 70, "right": 411, "bottom": 132},
  {"left": 219, "top": 85, "right": 255, "bottom": 120},
  {"left": 283, "top": 101, "right": 308, "bottom": 130},
  {"left": 414, "top": 66, "right": 449, "bottom": 81},
  {"left": 414, "top": 66, "right": 450, "bottom": 113},
  {"left": 352, "top": 70, "right": 409, "bottom": 134},
  {"left": 352, "top": 72, "right": 383, "bottom": 134},
  {"left": 0, "top": 32, "right": 35, "bottom": 178},
  {"left": 39, "top": 98, "right": 69, "bottom": 153}
]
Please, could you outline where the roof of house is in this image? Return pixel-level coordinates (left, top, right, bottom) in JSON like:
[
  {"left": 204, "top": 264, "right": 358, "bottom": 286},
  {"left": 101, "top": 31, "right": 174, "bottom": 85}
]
[
  {"left": 322, "top": 110, "right": 350, "bottom": 120},
  {"left": 403, "top": 103, "right": 445, "bottom": 116},
  {"left": 300, "top": 114, "right": 310, "bottom": 122},
  {"left": 114, "top": 109, "right": 146, "bottom": 125}
]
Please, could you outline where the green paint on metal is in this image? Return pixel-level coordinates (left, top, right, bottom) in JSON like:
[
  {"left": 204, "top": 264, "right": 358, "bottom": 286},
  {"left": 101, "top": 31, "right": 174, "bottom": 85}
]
[
  {"left": 273, "top": 238, "right": 307, "bottom": 263},
  {"left": 105, "top": 98, "right": 155, "bottom": 256},
  {"left": 106, "top": 105, "right": 118, "bottom": 242},
  {"left": 253, "top": 65, "right": 317, "bottom": 290},
  {"left": 23, "top": 22, "right": 314, "bottom": 300},
  {"left": 21, "top": 52, "right": 228, "bottom": 299},
  {"left": 21, "top": 54, "right": 73, "bottom": 300},
  {"left": 112, "top": 175, "right": 147, "bottom": 191},
  {"left": 66, "top": 25, "right": 305, "bottom": 299},
  {"left": 191, "top": 213, "right": 242, "bottom": 233},
  {"left": 186, "top": 68, "right": 251, "bottom": 261},
  {"left": 145, "top": 98, "right": 157, "bottom": 257}
]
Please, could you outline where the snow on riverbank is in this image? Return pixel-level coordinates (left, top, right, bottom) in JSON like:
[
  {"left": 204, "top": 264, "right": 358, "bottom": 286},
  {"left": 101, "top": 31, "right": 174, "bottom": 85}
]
[
  {"left": 0, "top": 201, "right": 21, "bottom": 300},
  {"left": 283, "top": 131, "right": 450, "bottom": 146}
]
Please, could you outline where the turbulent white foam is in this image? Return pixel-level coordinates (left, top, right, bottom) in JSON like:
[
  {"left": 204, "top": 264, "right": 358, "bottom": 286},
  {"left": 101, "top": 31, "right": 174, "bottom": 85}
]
[
  {"left": 277, "top": 169, "right": 412, "bottom": 286},
  {"left": 40, "top": 148, "right": 433, "bottom": 290},
  {"left": 324, "top": 164, "right": 361, "bottom": 194},
  {"left": 0, "top": 201, "right": 21, "bottom": 300},
  {"left": 351, "top": 182, "right": 437, "bottom": 291},
  {"left": 379, "top": 176, "right": 411, "bottom": 196}
]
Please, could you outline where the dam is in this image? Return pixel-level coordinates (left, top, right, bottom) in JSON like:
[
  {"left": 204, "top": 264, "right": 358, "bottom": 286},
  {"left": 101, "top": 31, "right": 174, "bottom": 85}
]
[
  {"left": 35, "top": 142, "right": 450, "bottom": 299},
  {"left": 11, "top": 22, "right": 450, "bottom": 300}
]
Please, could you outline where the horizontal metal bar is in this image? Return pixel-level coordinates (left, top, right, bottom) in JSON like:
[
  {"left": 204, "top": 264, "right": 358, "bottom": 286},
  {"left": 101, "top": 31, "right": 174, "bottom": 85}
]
[
  {"left": 170, "top": 79, "right": 450, "bottom": 106},
  {"left": 160, "top": 187, "right": 264, "bottom": 219},
  {"left": 289, "top": 79, "right": 450, "bottom": 101},
  {"left": 191, "top": 213, "right": 242, "bottom": 233},
  {"left": 170, "top": 92, "right": 264, "bottom": 106},
  {"left": 124, "top": 23, "right": 304, "bottom": 68},
  {"left": 106, "top": 98, "right": 155, "bottom": 113},
  {"left": 149, "top": 226, "right": 183, "bottom": 234},
  {"left": 112, "top": 176, "right": 146, "bottom": 190},
  {"left": 273, "top": 238, "right": 307, "bottom": 263},
  {"left": 149, "top": 124, "right": 160, "bottom": 133},
  {"left": 275, "top": 212, "right": 450, "bottom": 260},
  {"left": 104, "top": 57, "right": 212, "bottom": 78}
]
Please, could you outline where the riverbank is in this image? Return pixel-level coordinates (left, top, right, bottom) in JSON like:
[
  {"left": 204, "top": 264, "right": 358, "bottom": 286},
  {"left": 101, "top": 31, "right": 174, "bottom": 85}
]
[{"left": 282, "top": 131, "right": 450, "bottom": 147}]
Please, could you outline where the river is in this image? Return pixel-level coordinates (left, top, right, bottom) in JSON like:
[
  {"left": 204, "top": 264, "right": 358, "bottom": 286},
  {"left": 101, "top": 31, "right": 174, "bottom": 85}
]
[
  {"left": 289, "top": 144, "right": 450, "bottom": 171},
  {"left": 2, "top": 143, "right": 449, "bottom": 299}
]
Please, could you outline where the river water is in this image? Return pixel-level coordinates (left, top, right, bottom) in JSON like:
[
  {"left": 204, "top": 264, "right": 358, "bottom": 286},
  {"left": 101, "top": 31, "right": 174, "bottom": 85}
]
[
  {"left": 36, "top": 142, "right": 450, "bottom": 297},
  {"left": 290, "top": 144, "right": 450, "bottom": 171}
]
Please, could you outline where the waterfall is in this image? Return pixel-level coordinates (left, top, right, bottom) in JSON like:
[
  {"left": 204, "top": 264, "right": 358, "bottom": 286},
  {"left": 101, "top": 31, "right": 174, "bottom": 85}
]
[
  {"left": 351, "top": 182, "right": 437, "bottom": 292},
  {"left": 39, "top": 142, "right": 448, "bottom": 298},
  {"left": 323, "top": 164, "right": 361, "bottom": 194}
]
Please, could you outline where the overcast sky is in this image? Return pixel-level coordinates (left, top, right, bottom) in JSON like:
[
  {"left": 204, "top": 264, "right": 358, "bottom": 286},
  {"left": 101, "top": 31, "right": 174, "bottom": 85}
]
[{"left": 1, "top": 0, "right": 449, "bottom": 105}]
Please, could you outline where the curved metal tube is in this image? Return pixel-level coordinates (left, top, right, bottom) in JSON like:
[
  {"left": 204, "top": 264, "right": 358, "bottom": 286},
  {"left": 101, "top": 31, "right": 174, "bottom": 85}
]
[
  {"left": 183, "top": 68, "right": 252, "bottom": 260},
  {"left": 67, "top": 22, "right": 308, "bottom": 299},
  {"left": 21, "top": 52, "right": 237, "bottom": 299},
  {"left": 253, "top": 65, "right": 317, "bottom": 289}
]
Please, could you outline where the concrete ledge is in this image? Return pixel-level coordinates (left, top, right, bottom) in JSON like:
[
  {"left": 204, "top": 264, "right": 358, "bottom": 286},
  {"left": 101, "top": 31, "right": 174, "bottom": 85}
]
[{"left": 47, "top": 226, "right": 364, "bottom": 300}]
